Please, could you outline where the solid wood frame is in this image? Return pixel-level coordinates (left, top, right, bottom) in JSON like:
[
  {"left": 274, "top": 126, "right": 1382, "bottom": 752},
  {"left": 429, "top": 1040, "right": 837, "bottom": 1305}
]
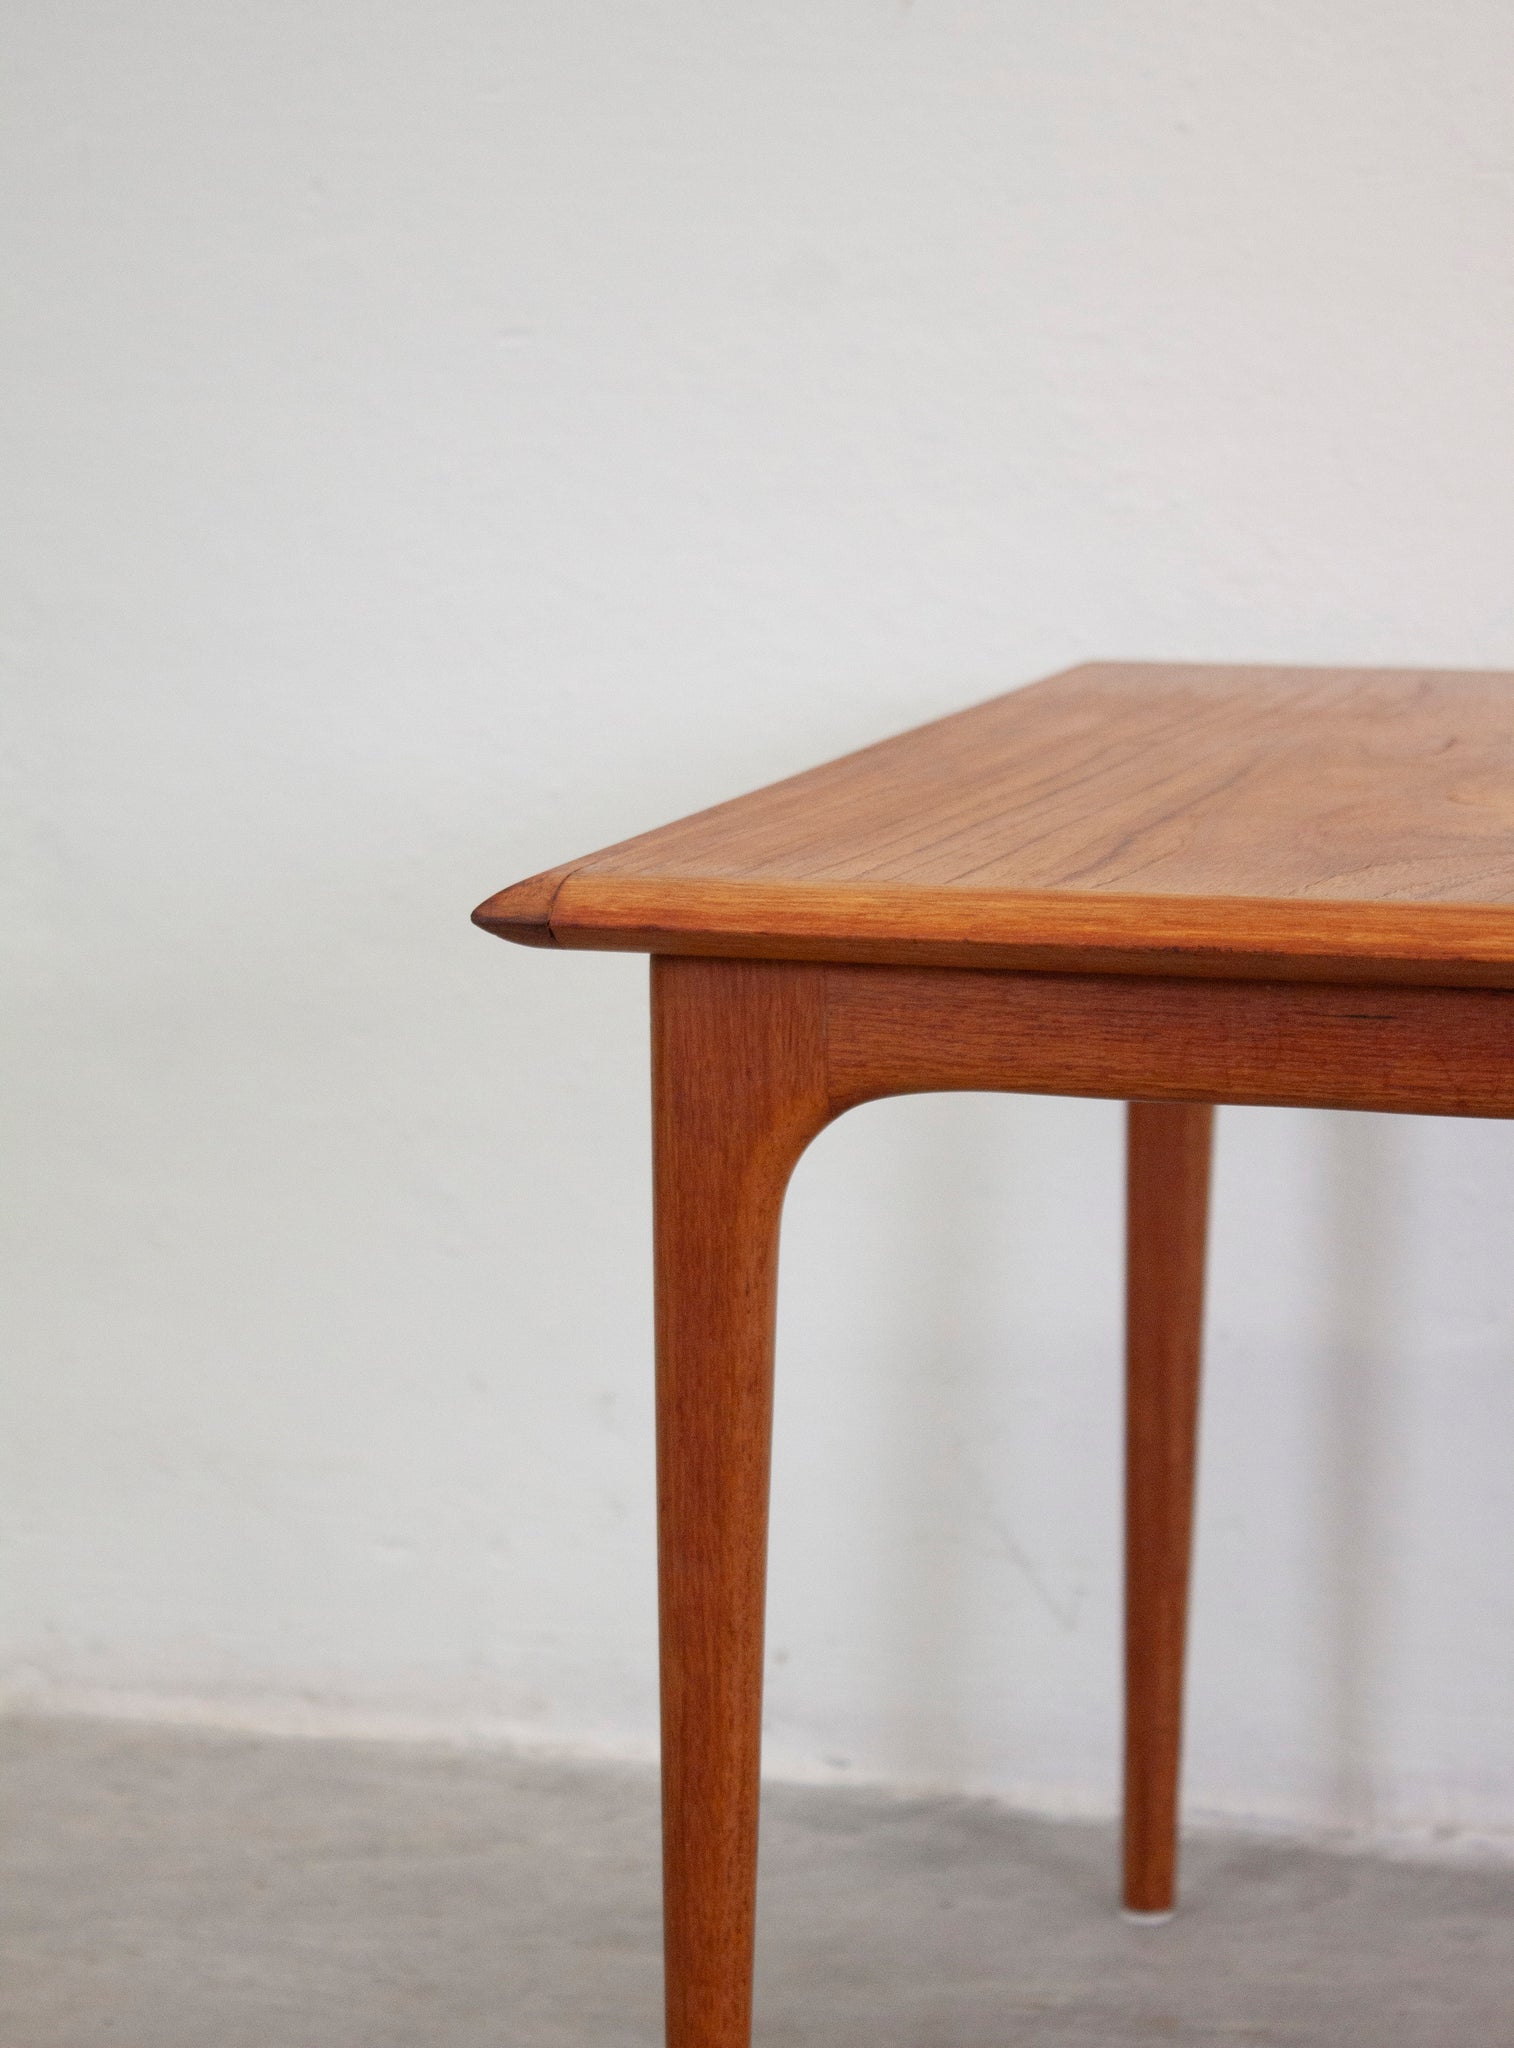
[{"left": 652, "top": 953, "right": 1514, "bottom": 2048}]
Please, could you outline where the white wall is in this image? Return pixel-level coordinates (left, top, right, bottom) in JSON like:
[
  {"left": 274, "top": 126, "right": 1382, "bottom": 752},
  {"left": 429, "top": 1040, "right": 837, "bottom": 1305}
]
[{"left": 5, "top": 2, "right": 1514, "bottom": 1852}]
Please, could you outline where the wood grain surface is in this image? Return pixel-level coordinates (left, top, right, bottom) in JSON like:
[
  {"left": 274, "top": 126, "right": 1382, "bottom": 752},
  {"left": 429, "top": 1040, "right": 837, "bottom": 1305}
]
[
  {"left": 476, "top": 663, "right": 1514, "bottom": 986},
  {"left": 823, "top": 964, "right": 1514, "bottom": 1119}
]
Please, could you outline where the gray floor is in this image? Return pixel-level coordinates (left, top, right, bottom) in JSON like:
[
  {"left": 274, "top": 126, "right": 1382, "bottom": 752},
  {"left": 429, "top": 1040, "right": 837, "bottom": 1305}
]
[{"left": 4, "top": 1719, "right": 1514, "bottom": 2045}]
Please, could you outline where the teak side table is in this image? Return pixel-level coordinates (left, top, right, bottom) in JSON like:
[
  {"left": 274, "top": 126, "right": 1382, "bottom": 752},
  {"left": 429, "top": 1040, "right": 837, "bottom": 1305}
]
[{"left": 474, "top": 661, "right": 1514, "bottom": 2048}]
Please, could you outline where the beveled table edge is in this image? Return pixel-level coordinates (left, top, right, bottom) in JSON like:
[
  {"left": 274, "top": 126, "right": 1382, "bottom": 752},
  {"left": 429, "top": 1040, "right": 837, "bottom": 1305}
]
[{"left": 473, "top": 871, "right": 1514, "bottom": 990}]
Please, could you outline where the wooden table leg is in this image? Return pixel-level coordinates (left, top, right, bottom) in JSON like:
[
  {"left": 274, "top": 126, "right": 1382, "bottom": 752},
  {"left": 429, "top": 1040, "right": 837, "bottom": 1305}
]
[
  {"left": 1123, "top": 1099, "right": 1214, "bottom": 1919},
  {"left": 652, "top": 957, "right": 831, "bottom": 2048}
]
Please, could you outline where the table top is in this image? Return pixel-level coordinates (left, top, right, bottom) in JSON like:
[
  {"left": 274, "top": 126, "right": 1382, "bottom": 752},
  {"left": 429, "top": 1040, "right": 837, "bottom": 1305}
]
[{"left": 475, "top": 662, "right": 1514, "bottom": 987}]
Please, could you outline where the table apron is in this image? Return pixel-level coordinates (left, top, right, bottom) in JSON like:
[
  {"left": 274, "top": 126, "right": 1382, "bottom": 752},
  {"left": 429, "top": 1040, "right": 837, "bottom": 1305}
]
[{"left": 819, "top": 961, "right": 1514, "bottom": 1120}]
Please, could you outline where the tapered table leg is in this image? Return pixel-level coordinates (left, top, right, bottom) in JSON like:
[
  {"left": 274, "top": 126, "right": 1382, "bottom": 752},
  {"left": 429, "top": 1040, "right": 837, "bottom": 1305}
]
[
  {"left": 1123, "top": 1099, "right": 1214, "bottom": 1919},
  {"left": 652, "top": 957, "right": 831, "bottom": 2048}
]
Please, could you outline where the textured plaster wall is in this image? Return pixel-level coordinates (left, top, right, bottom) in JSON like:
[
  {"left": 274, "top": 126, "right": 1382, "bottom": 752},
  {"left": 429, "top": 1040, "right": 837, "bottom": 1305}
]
[{"left": 4, "top": 2, "right": 1514, "bottom": 1849}]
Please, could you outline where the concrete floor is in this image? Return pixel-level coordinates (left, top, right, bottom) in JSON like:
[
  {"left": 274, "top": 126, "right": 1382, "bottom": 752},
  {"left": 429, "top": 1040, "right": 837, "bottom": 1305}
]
[{"left": 4, "top": 1719, "right": 1514, "bottom": 2045}]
